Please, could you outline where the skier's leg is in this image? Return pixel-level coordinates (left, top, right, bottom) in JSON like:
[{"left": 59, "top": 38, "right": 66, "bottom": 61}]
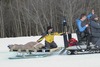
[
  {"left": 95, "top": 38, "right": 100, "bottom": 48},
  {"left": 45, "top": 41, "right": 51, "bottom": 50},
  {"left": 50, "top": 41, "right": 57, "bottom": 49},
  {"left": 86, "top": 34, "right": 91, "bottom": 48}
]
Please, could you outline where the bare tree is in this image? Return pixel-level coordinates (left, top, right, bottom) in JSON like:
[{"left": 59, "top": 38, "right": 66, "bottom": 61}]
[{"left": 0, "top": 0, "right": 100, "bottom": 37}]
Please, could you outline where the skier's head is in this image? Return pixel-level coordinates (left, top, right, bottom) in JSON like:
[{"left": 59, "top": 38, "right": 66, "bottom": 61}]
[
  {"left": 91, "top": 9, "right": 95, "bottom": 14},
  {"left": 80, "top": 13, "right": 87, "bottom": 21},
  {"left": 47, "top": 26, "right": 53, "bottom": 33}
]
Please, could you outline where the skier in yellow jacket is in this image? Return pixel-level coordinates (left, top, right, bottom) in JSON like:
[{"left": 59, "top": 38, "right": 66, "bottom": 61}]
[{"left": 37, "top": 26, "right": 64, "bottom": 50}]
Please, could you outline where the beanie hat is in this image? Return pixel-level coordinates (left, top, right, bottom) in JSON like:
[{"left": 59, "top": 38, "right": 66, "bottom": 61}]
[{"left": 47, "top": 26, "right": 53, "bottom": 31}]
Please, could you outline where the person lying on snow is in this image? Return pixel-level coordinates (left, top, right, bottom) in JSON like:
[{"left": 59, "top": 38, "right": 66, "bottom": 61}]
[
  {"left": 89, "top": 15, "right": 100, "bottom": 48},
  {"left": 36, "top": 26, "right": 67, "bottom": 50}
]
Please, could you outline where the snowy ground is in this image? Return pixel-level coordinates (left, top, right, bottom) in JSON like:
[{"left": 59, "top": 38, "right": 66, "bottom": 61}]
[{"left": 0, "top": 33, "right": 100, "bottom": 67}]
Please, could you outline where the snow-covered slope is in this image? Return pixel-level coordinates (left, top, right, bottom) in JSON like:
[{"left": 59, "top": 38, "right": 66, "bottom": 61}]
[{"left": 0, "top": 33, "right": 100, "bottom": 67}]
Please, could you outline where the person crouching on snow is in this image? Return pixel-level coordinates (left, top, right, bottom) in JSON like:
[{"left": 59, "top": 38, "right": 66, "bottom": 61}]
[{"left": 36, "top": 26, "right": 65, "bottom": 50}]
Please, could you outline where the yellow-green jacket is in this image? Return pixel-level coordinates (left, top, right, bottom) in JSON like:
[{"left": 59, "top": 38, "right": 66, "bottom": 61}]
[{"left": 37, "top": 32, "right": 63, "bottom": 43}]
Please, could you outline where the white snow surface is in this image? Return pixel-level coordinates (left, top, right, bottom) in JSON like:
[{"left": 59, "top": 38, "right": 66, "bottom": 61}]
[{"left": 0, "top": 33, "right": 100, "bottom": 67}]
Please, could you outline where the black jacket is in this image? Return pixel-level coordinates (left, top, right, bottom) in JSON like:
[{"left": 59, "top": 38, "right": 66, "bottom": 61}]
[
  {"left": 90, "top": 20, "right": 100, "bottom": 38},
  {"left": 90, "top": 20, "right": 100, "bottom": 44}
]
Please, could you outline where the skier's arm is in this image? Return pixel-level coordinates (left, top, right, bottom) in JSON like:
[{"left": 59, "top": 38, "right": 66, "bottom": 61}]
[
  {"left": 37, "top": 34, "right": 46, "bottom": 42},
  {"left": 87, "top": 13, "right": 93, "bottom": 20},
  {"left": 90, "top": 21, "right": 100, "bottom": 28},
  {"left": 37, "top": 37, "right": 44, "bottom": 42},
  {"left": 76, "top": 19, "right": 87, "bottom": 32},
  {"left": 87, "top": 9, "right": 95, "bottom": 20},
  {"left": 54, "top": 32, "right": 68, "bottom": 36}
]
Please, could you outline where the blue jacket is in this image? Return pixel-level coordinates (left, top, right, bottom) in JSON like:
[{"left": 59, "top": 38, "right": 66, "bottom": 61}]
[
  {"left": 87, "top": 13, "right": 93, "bottom": 20},
  {"left": 76, "top": 13, "right": 93, "bottom": 32},
  {"left": 76, "top": 19, "right": 87, "bottom": 32}
]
